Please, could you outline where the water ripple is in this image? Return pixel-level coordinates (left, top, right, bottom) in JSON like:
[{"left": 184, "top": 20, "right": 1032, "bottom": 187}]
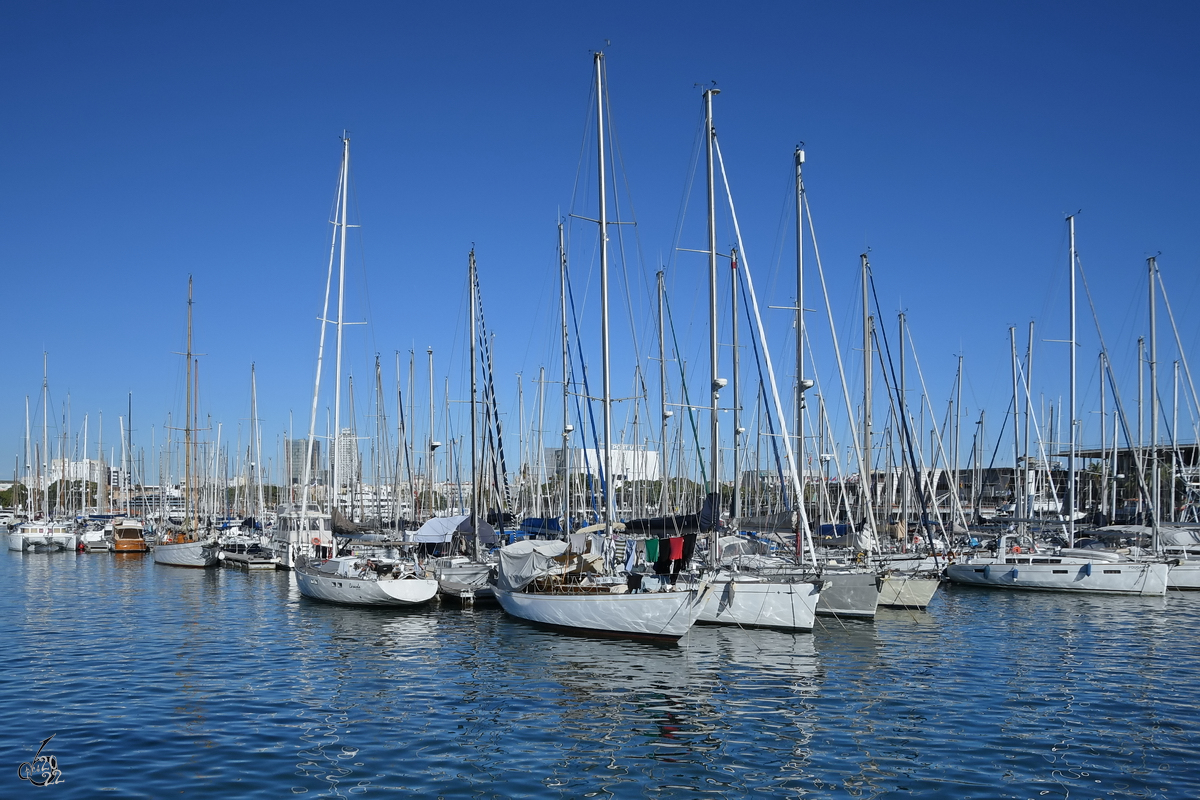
[{"left": 2, "top": 551, "right": 1198, "bottom": 797}]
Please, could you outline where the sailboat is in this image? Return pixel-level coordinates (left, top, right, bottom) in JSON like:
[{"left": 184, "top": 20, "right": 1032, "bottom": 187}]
[
  {"left": 291, "top": 135, "right": 438, "bottom": 607},
  {"left": 432, "top": 250, "right": 499, "bottom": 603},
  {"left": 665, "top": 89, "right": 824, "bottom": 631},
  {"left": 946, "top": 218, "right": 1167, "bottom": 595},
  {"left": 490, "top": 53, "right": 711, "bottom": 642},
  {"left": 154, "top": 277, "right": 220, "bottom": 568},
  {"left": 112, "top": 394, "right": 148, "bottom": 553},
  {"left": 217, "top": 365, "right": 276, "bottom": 569},
  {"left": 10, "top": 355, "right": 76, "bottom": 552}
]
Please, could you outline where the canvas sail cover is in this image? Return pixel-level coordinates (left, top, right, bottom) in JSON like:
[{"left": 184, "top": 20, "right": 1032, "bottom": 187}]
[
  {"left": 623, "top": 492, "right": 721, "bottom": 535},
  {"left": 737, "top": 511, "right": 796, "bottom": 534},
  {"left": 412, "top": 515, "right": 497, "bottom": 544},
  {"left": 495, "top": 538, "right": 569, "bottom": 592},
  {"left": 331, "top": 508, "right": 373, "bottom": 536},
  {"left": 1160, "top": 527, "right": 1200, "bottom": 547}
]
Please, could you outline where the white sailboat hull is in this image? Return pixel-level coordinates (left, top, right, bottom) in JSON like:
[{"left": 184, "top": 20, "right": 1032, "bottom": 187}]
[
  {"left": 295, "top": 562, "right": 438, "bottom": 606},
  {"left": 492, "top": 583, "right": 710, "bottom": 642},
  {"left": 1167, "top": 560, "right": 1200, "bottom": 590},
  {"left": 697, "top": 574, "right": 820, "bottom": 631},
  {"left": 153, "top": 539, "right": 220, "bottom": 568},
  {"left": 878, "top": 574, "right": 941, "bottom": 609},
  {"left": 436, "top": 562, "right": 495, "bottom": 602},
  {"left": 816, "top": 570, "right": 880, "bottom": 618},
  {"left": 946, "top": 556, "right": 1168, "bottom": 595}
]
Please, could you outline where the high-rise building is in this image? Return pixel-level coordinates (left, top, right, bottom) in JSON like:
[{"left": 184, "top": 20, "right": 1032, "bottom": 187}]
[
  {"left": 287, "top": 439, "right": 323, "bottom": 486},
  {"left": 334, "top": 428, "right": 360, "bottom": 488}
]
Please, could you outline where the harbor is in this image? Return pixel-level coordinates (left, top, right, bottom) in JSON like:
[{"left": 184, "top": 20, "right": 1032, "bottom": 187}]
[
  {"left": 5, "top": 2, "right": 1200, "bottom": 797},
  {"left": 3, "top": 549, "right": 1198, "bottom": 798}
]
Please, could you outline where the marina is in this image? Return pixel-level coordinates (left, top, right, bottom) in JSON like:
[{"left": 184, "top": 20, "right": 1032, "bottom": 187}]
[
  {"left": 3, "top": 548, "right": 1198, "bottom": 798},
  {"left": 4, "top": 3, "right": 1200, "bottom": 797}
]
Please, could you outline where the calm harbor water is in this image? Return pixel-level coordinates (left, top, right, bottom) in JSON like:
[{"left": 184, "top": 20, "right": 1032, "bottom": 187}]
[{"left": 2, "top": 549, "right": 1197, "bottom": 798}]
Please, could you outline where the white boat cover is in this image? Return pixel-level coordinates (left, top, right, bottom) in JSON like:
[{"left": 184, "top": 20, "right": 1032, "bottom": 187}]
[
  {"left": 495, "top": 539, "right": 568, "bottom": 592},
  {"left": 412, "top": 515, "right": 497, "bottom": 544},
  {"left": 1158, "top": 527, "right": 1200, "bottom": 547}
]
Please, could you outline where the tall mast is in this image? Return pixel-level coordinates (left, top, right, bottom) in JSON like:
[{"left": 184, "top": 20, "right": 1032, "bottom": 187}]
[
  {"left": 81, "top": 414, "right": 87, "bottom": 513},
  {"left": 900, "top": 313, "right": 909, "bottom": 544},
  {"left": 1148, "top": 256, "right": 1159, "bottom": 536},
  {"left": 185, "top": 280, "right": 193, "bottom": 528},
  {"left": 595, "top": 51, "right": 614, "bottom": 536},
  {"left": 25, "top": 396, "right": 31, "bottom": 516},
  {"left": 408, "top": 351, "right": 415, "bottom": 517},
  {"left": 1023, "top": 323, "right": 1034, "bottom": 529},
  {"left": 861, "top": 253, "right": 873, "bottom": 535},
  {"left": 1137, "top": 335, "right": 1144, "bottom": 520},
  {"left": 1010, "top": 326, "right": 1023, "bottom": 536},
  {"left": 98, "top": 409, "right": 104, "bottom": 514},
  {"left": 1172, "top": 359, "right": 1179, "bottom": 523},
  {"left": 127, "top": 392, "right": 134, "bottom": 516},
  {"left": 1099, "top": 351, "right": 1107, "bottom": 519},
  {"left": 1067, "top": 215, "right": 1077, "bottom": 547},
  {"left": 730, "top": 248, "right": 741, "bottom": 528},
  {"left": 704, "top": 85, "right": 721, "bottom": 507},
  {"left": 657, "top": 270, "right": 670, "bottom": 515},
  {"left": 427, "top": 346, "right": 437, "bottom": 514},
  {"left": 332, "top": 134, "right": 351, "bottom": 515},
  {"left": 41, "top": 353, "right": 48, "bottom": 520},
  {"left": 251, "top": 364, "right": 264, "bottom": 522},
  {"left": 535, "top": 366, "right": 546, "bottom": 519},
  {"left": 559, "top": 222, "right": 572, "bottom": 536},
  {"left": 469, "top": 250, "right": 479, "bottom": 555},
  {"left": 954, "top": 354, "right": 963, "bottom": 517},
  {"left": 299, "top": 138, "right": 345, "bottom": 554},
  {"left": 794, "top": 146, "right": 806, "bottom": 537}
]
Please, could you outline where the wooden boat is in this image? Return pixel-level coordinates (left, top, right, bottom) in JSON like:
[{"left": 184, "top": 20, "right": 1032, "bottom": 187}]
[{"left": 112, "top": 519, "right": 149, "bottom": 553}]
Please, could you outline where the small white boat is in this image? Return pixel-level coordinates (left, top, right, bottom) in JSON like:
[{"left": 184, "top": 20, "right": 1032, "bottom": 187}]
[
  {"left": 8, "top": 521, "right": 74, "bottom": 552},
  {"left": 945, "top": 535, "right": 1168, "bottom": 596},
  {"left": 434, "top": 557, "right": 495, "bottom": 603},
  {"left": 153, "top": 531, "right": 220, "bottom": 568},
  {"left": 294, "top": 554, "right": 438, "bottom": 606},
  {"left": 79, "top": 527, "right": 111, "bottom": 552}
]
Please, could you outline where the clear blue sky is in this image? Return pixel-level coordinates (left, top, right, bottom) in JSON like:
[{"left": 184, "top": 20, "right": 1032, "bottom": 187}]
[{"left": 3, "top": 1, "right": 1198, "bottom": 486}]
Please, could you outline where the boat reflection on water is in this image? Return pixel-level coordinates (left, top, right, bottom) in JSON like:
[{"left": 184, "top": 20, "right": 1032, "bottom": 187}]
[{"left": 514, "top": 623, "right": 823, "bottom": 790}]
